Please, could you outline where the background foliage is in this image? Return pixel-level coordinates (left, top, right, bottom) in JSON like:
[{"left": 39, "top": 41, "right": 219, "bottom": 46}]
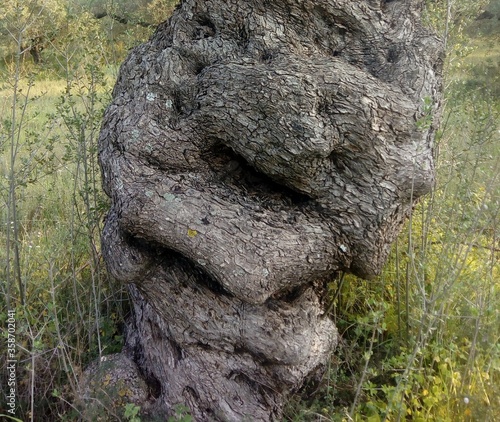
[{"left": 0, "top": 0, "right": 498, "bottom": 421}]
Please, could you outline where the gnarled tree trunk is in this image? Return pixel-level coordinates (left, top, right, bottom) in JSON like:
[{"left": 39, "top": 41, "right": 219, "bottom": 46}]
[{"left": 94, "top": 0, "right": 443, "bottom": 420}]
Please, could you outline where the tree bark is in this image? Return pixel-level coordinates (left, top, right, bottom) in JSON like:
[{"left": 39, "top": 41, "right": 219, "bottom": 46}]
[{"left": 94, "top": 0, "right": 443, "bottom": 420}]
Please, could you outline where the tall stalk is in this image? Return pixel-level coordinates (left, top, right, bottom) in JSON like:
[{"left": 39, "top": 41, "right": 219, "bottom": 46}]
[{"left": 5, "top": 4, "right": 29, "bottom": 308}]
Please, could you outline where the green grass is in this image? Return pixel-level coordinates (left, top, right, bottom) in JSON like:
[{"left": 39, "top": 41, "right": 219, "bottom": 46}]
[{"left": 448, "top": 34, "right": 500, "bottom": 98}]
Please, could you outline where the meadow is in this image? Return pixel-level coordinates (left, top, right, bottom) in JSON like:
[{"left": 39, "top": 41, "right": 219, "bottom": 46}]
[{"left": 1, "top": 1, "right": 499, "bottom": 421}]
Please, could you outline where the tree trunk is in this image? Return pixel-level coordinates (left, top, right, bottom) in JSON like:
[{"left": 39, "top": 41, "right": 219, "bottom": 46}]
[{"left": 94, "top": 0, "right": 443, "bottom": 420}]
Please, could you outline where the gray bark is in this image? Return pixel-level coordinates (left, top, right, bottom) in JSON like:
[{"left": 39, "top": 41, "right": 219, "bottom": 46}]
[{"left": 95, "top": 0, "right": 443, "bottom": 420}]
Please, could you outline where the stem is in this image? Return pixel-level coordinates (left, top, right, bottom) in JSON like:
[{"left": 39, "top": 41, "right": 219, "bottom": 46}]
[
  {"left": 6, "top": 5, "right": 27, "bottom": 307},
  {"left": 49, "top": 260, "right": 78, "bottom": 395},
  {"left": 395, "top": 239, "right": 402, "bottom": 342},
  {"left": 444, "top": 0, "right": 452, "bottom": 51},
  {"left": 349, "top": 318, "right": 379, "bottom": 417}
]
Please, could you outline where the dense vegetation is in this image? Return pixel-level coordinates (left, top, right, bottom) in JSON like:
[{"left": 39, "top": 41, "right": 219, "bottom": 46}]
[{"left": 1, "top": 1, "right": 498, "bottom": 421}]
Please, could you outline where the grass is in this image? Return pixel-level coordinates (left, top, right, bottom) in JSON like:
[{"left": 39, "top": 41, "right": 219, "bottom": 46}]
[
  {"left": 0, "top": 3, "right": 499, "bottom": 422},
  {"left": 448, "top": 34, "right": 500, "bottom": 98}
]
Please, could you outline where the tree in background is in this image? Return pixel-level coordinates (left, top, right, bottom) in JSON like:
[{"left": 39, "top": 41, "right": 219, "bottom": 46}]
[
  {"left": 0, "top": 0, "right": 67, "bottom": 64},
  {"left": 0, "top": 0, "right": 178, "bottom": 67}
]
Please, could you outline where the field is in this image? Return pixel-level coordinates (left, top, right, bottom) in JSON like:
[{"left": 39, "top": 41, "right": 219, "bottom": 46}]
[{"left": 1, "top": 2, "right": 499, "bottom": 421}]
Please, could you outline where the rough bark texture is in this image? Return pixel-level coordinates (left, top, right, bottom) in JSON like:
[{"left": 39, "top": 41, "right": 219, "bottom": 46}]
[{"left": 93, "top": 0, "right": 443, "bottom": 420}]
